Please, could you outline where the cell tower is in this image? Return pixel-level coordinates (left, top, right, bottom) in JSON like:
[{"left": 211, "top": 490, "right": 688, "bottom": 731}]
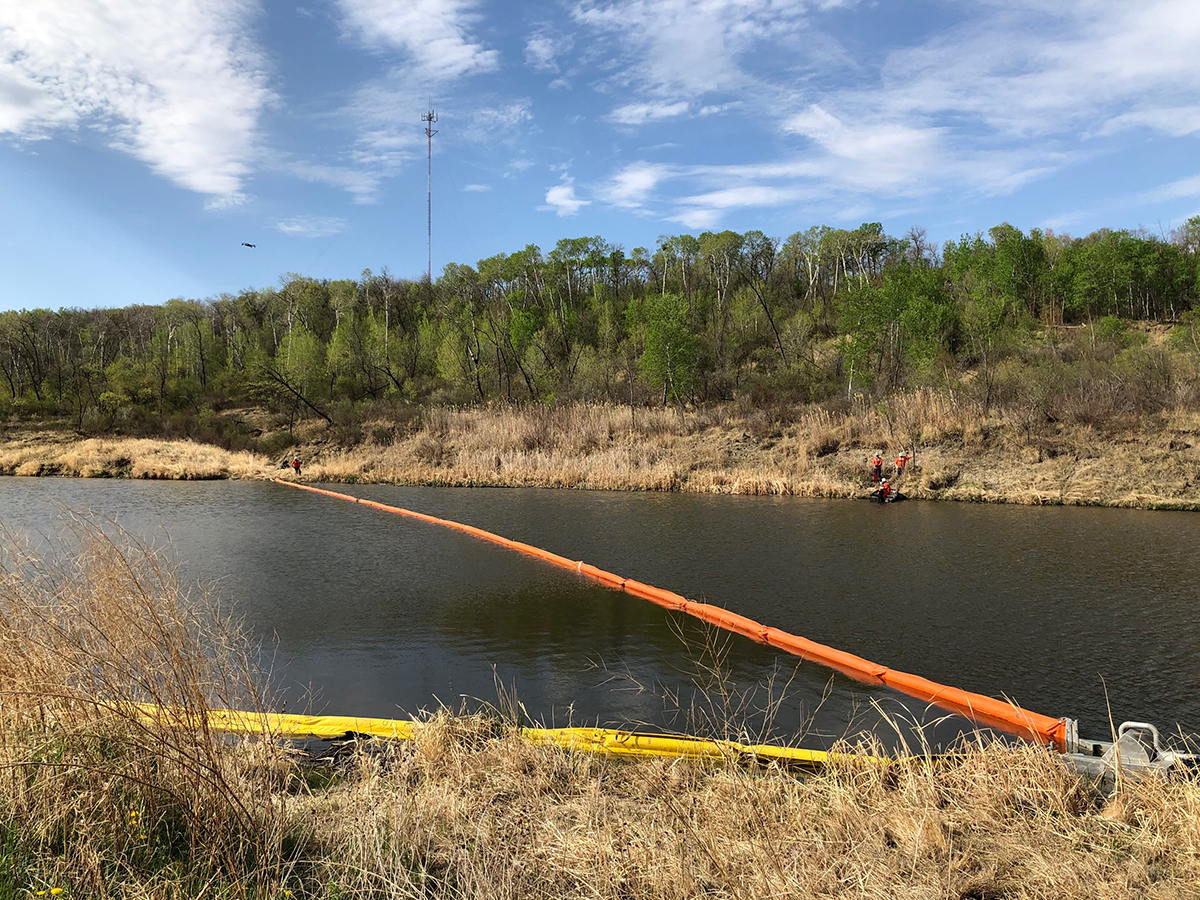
[{"left": 422, "top": 105, "right": 438, "bottom": 283}]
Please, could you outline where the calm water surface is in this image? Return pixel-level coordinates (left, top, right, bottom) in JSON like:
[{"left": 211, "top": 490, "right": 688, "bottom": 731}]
[{"left": 1, "top": 478, "right": 1195, "bottom": 747}]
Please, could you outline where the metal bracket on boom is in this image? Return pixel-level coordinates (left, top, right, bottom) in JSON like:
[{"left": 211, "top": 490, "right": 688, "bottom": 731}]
[{"left": 1062, "top": 717, "right": 1079, "bottom": 755}]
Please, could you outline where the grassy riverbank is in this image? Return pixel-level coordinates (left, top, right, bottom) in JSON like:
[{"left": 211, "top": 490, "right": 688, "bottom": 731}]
[
  {"left": 0, "top": 429, "right": 272, "bottom": 480},
  {"left": 3, "top": 527, "right": 1200, "bottom": 898},
  {"left": 4, "top": 396, "right": 1200, "bottom": 509}
]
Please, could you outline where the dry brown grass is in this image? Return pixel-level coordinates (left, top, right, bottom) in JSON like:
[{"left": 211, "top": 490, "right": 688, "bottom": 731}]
[
  {"left": 0, "top": 430, "right": 274, "bottom": 480},
  {"left": 3, "top": 525, "right": 1200, "bottom": 897},
  {"left": 3, "top": 393, "right": 1200, "bottom": 508},
  {"left": 289, "top": 398, "right": 1200, "bottom": 509},
  {"left": 301, "top": 714, "right": 1200, "bottom": 900},
  {"left": 0, "top": 521, "right": 292, "bottom": 896}
]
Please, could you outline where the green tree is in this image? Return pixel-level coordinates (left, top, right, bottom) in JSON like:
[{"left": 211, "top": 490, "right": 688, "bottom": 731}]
[
  {"left": 632, "top": 292, "right": 699, "bottom": 405},
  {"left": 842, "top": 261, "right": 955, "bottom": 392},
  {"left": 253, "top": 324, "right": 331, "bottom": 424}
]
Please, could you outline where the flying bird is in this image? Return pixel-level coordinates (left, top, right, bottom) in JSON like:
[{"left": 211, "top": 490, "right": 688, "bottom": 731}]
[{"left": 241, "top": 242, "right": 256, "bottom": 248}]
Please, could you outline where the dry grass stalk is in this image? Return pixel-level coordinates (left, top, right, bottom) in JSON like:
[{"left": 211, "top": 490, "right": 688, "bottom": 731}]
[
  {"left": 300, "top": 714, "right": 1200, "bottom": 900},
  {"left": 0, "top": 521, "right": 292, "bottom": 896}
]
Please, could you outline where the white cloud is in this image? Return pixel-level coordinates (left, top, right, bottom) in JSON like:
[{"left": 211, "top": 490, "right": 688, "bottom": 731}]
[
  {"left": 333, "top": 1, "right": 505, "bottom": 192},
  {"left": 1141, "top": 174, "right": 1200, "bottom": 203},
  {"left": 275, "top": 215, "right": 348, "bottom": 238},
  {"left": 732, "top": 0, "right": 1200, "bottom": 212},
  {"left": 205, "top": 193, "right": 252, "bottom": 212},
  {"left": 669, "top": 207, "right": 723, "bottom": 230},
  {"left": 1041, "top": 210, "right": 1091, "bottom": 232},
  {"left": 679, "top": 185, "right": 812, "bottom": 210},
  {"left": 525, "top": 35, "right": 558, "bottom": 72},
  {"left": 783, "top": 107, "right": 941, "bottom": 186},
  {"left": 333, "top": 78, "right": 432, "bottom": 191},
  {"left": 0, "top": 0, "right": 272, "bottom": 203},
  {"left": 462, "top": 183, "right": 491, "bottom": 191},
  {"left": 597, "top": 162, "right": 674, "bottom": 208},
  {"left": 594, "top": 123, "right": 1061, "bottom": 229},
  {"left": 851, "top": 0, "right": 1200, "bottom": 140},
  {"left": 463, "top": 100, "right": 534, "bottom": 142},
  {"left": 0, "top": 68, "right": 62, "bottom": 133},
  {"left": 337, "top": 0, "right": 498, "bottom": 82},
  {"left": 1100, "top": 106, "right": 1200, "bottom": 138},
  {"left": 669, "top": 183, "right": 816, "bottom": 227},
  {"left": 608, "top": 101, "right": 689, "bottom": 125},
  {"left": 572, "top": 0, "right": 1200, "bottom": 229},
  {"left": 525, "top": 29, "right": 573, "bottom": 74},
  {"left": 572, "top": 0, "right": 820, "bottom": 101},
  {"left": 341, "top": 95, "right": 527, "bottom": 192},
  {"left": 543, "top": 176, "right": 590, "bottom": 216},
  {"left": 282, "top": 160, "right": 382, "bottom": 203}
]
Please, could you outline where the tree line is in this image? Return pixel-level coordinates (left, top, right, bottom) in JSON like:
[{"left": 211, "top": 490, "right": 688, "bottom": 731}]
[{"left": 2, "top": 218, "right": 1199, "bottom": 446}]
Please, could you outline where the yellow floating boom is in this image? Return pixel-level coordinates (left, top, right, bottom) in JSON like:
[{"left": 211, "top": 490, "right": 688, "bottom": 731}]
[{"left": 136, "top": 705, "right": 876, "bottom": 767}]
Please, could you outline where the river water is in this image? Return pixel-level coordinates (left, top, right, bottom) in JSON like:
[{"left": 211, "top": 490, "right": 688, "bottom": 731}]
[{"left": 1, "top": 478, "right": 1196, "bottom": 748}]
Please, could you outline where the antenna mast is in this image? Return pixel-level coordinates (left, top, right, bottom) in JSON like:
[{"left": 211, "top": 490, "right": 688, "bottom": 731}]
[{"left": 422, "top": 105, "right": 438, "bottom": 283}]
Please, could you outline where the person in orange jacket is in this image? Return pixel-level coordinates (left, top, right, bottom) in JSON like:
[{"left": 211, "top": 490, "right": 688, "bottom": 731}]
[
  {"left": 291, "top": 455, "right": 302, "bottom": 477},
  {"left": 895, "top": 450, "right": 912, "bottom": 480},
  {"left": 870, "top": 452, "right": 883, "bottom": 484},
  {"left": 878, "top": 479, "right": 892, "bottom": 501}
]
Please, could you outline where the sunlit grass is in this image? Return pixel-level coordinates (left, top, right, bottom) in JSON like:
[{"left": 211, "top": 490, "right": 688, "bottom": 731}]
[
  {"left": 0, "top": 433, "right": 273, "bottom": 480},
  {"left": 295, "top": 399, "right": 1200, "bottom": 509}
]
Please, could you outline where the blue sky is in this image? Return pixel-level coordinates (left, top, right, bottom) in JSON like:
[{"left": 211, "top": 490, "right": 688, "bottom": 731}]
[{"left": 2, "top": 0, "right": 1199, "bottom": 311}]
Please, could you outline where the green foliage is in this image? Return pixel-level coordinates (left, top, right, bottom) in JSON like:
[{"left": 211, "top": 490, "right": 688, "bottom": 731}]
[
  {"left": 1094, "top": 315, "right": 1139, "bottom": 348},
  {"left": 508, "top": 304, "right": 543, "bottom": 360},
  {"left": 0, "top": 221, "right": 1196, "bottom": 437},
  {"left": 1069, "top": 230, "right": 1193, "bottom": 321},
  {"left": 1171, "top": 308, "right": 1200, "bottom": 353},
  {"left": 841, "top": 261, "right": 956, "bottom": 389},
  {"left": 630, "top": 292, "right": 699, "bottom": 403},
  {"left": 276, "top": 324, "right": 327, "bottom": 398}
]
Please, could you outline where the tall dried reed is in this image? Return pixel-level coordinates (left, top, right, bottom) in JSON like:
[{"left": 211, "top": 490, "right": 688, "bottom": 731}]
[
  {"left": 5, "top": 390, "right": 1200, "bottom": 508},
  {"left": 300, "top": 713, "right": 1200, "bottom": 899},
  {"left": 0, "top": 520, "right": 293, "bottom": 896}
]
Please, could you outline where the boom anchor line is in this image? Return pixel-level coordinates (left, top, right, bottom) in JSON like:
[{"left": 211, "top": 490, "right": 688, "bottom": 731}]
[{"left": 273, "top": 479, "right": 1070, "bottom": 749}]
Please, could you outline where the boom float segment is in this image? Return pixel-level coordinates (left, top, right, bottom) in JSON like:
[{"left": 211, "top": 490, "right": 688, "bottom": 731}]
[{"left": 273, "top": 478, "right": 1068, "bottom": 750}]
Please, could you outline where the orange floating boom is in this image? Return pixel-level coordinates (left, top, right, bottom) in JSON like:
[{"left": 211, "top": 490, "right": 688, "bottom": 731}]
[{"left": 273, "top": 478, "right": 1068, "bottom": 750}]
